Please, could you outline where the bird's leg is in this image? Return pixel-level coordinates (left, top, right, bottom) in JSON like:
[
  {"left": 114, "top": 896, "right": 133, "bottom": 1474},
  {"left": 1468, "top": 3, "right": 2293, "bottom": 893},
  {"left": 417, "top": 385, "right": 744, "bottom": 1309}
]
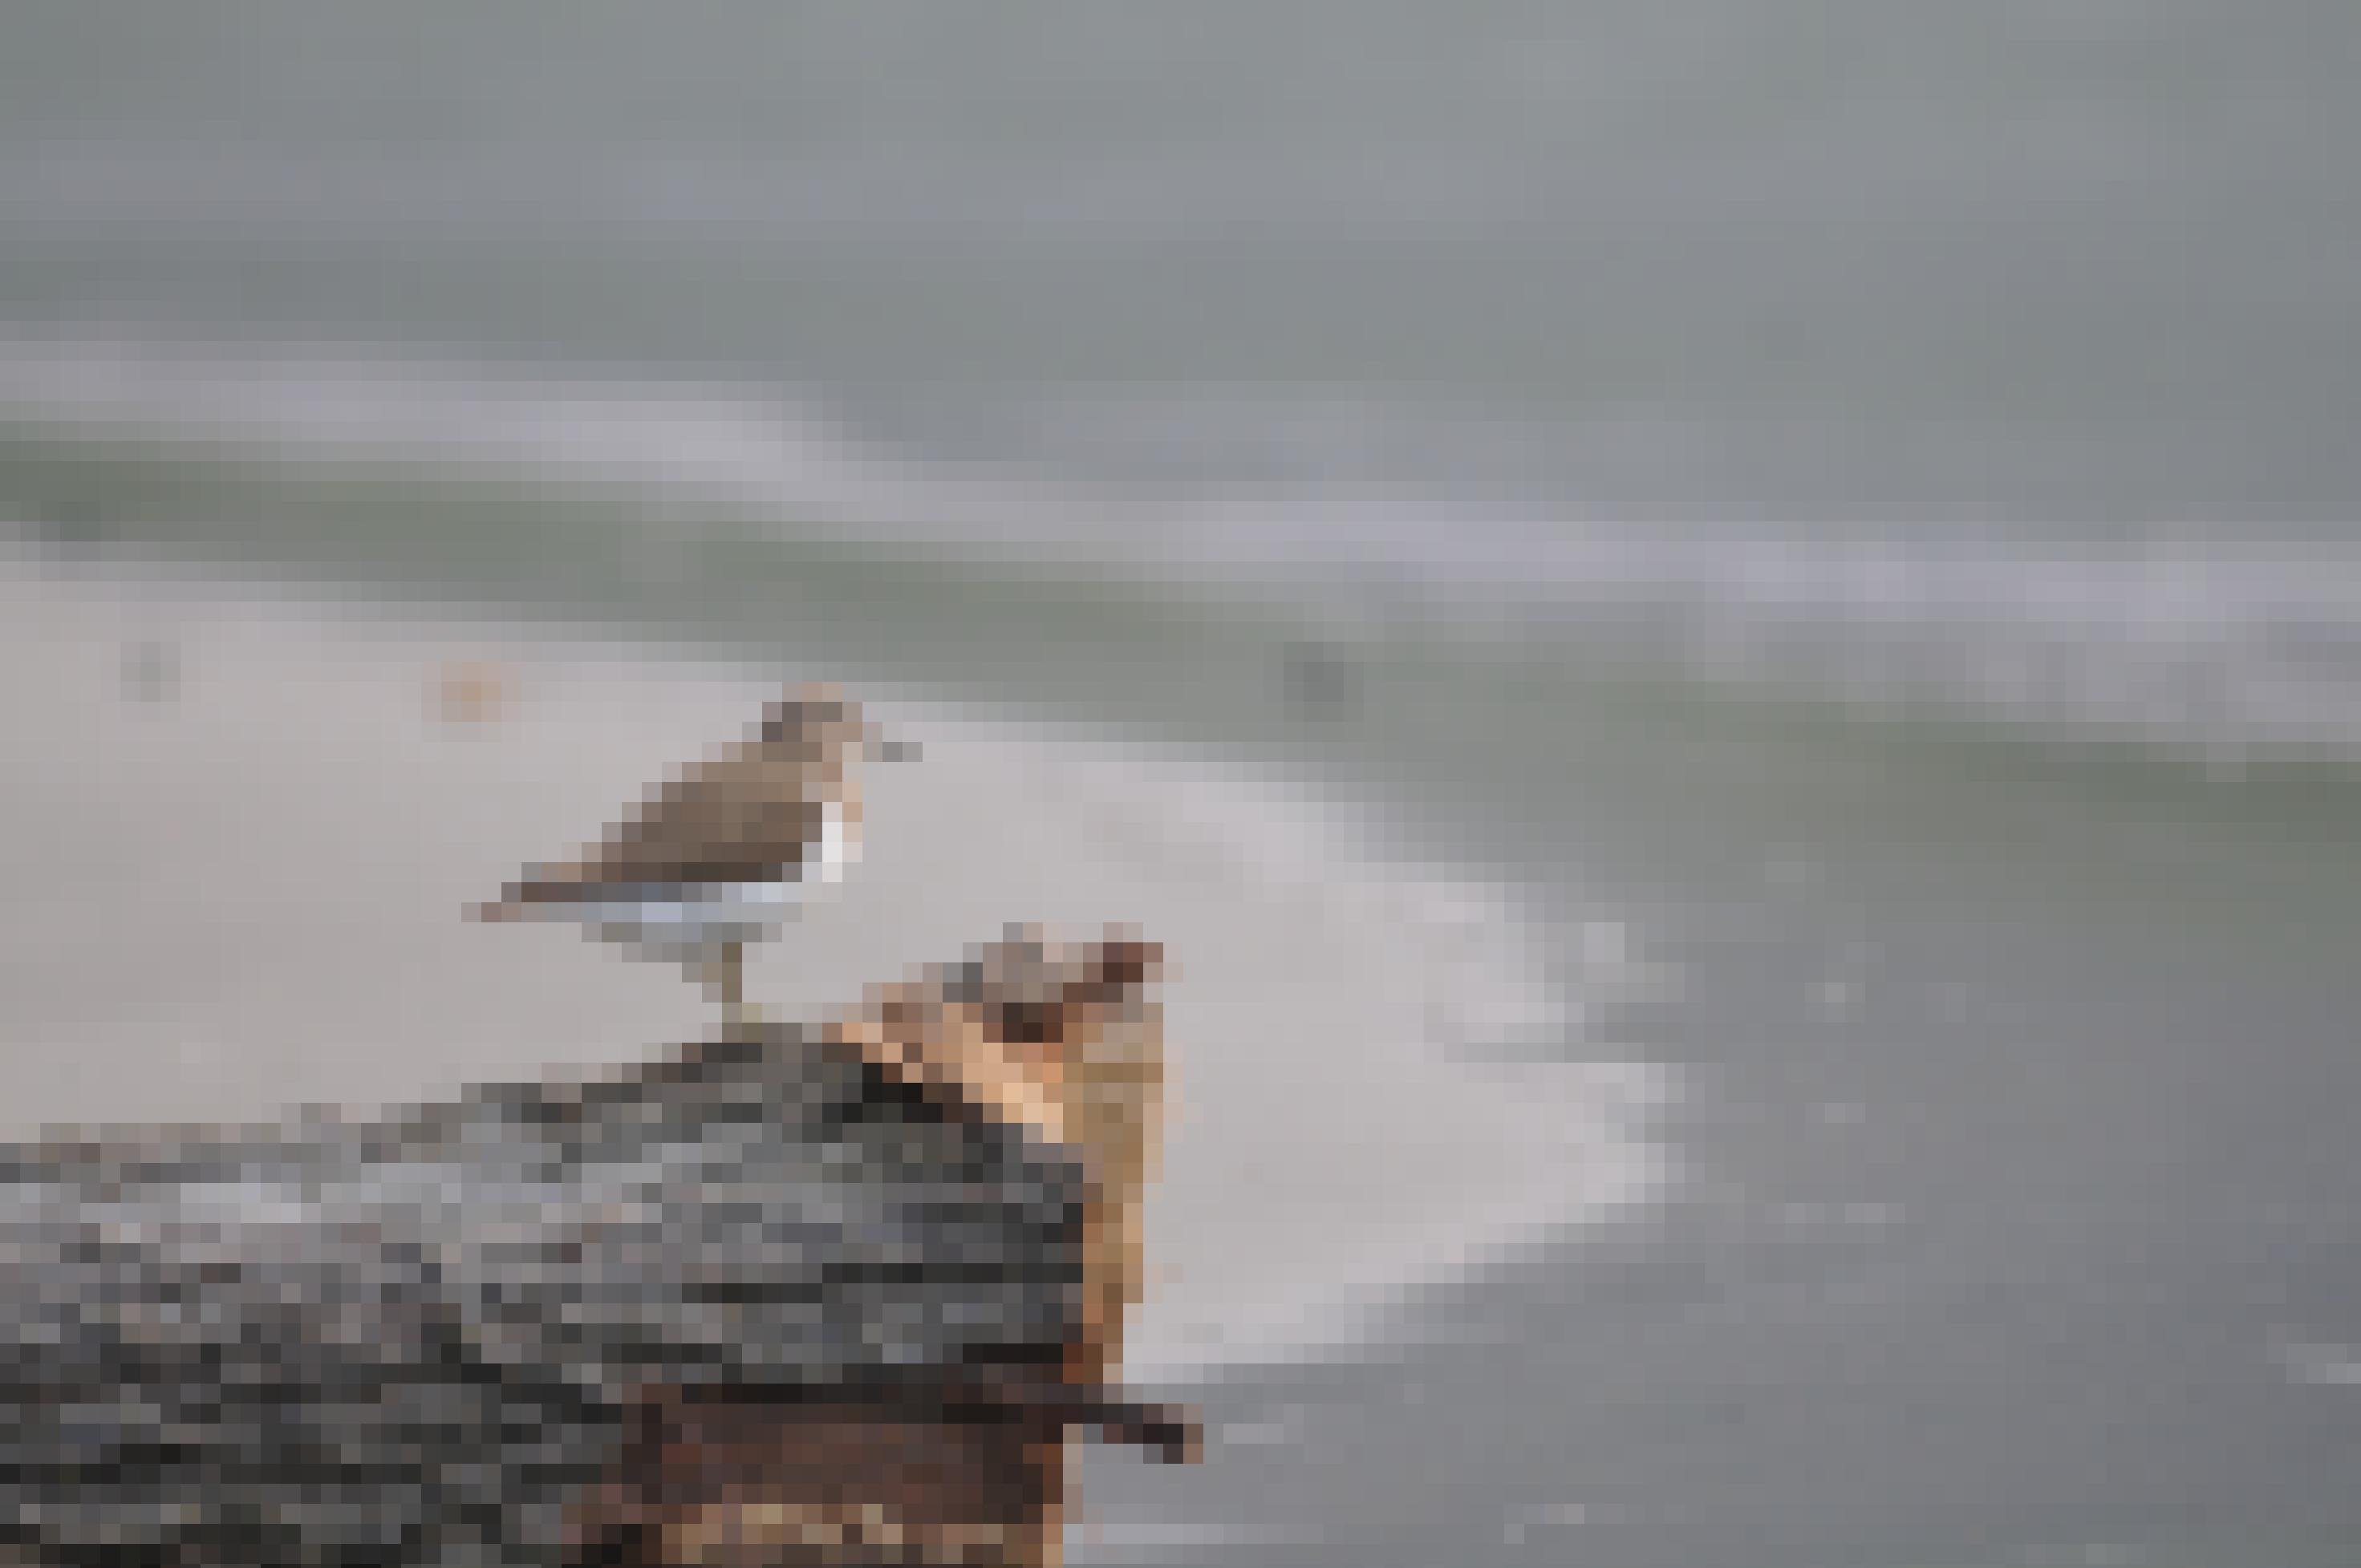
[
  {"left": 720, "top": 941, "right": 747, "bottom": 1034},
  {"left": 698, "top": 941, "right": 749, "bottom": 1035}
]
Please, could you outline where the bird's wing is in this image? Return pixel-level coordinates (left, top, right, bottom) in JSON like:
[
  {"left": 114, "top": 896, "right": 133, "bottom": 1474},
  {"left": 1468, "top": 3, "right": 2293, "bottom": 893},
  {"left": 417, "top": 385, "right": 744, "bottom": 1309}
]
[{"left": 505, "top": 752, "right": 826, "bottom": 901}]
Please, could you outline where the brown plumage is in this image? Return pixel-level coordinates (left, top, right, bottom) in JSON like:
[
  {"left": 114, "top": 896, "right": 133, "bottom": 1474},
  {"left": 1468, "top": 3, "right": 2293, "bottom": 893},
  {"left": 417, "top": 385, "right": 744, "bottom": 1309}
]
[
  {"left": 470, "top": 683, "right": 915, "bottom": 1026},
  {"left": 473, "top": 683, "right": 879, "bottom": 915}
]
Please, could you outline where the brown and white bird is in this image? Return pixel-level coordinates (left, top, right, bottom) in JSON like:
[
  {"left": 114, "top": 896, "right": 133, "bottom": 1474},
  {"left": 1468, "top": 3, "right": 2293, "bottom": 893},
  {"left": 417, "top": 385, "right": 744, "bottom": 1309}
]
[{"left": 471, "top": 683, "right": 915, "bottom": 1029}]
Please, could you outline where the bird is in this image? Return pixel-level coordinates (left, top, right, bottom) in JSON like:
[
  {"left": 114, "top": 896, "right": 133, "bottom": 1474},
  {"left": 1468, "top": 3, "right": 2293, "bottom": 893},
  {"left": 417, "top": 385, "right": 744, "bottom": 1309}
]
[{"left": 471, "top": 683, "right": 916, "bottom": 1031}]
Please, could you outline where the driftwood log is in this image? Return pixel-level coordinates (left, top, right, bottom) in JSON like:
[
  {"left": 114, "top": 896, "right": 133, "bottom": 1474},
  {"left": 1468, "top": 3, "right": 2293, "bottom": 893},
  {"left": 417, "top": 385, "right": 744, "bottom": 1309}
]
[{"left": 0, "top": 928, "right": 1189, "bottom": 1567}]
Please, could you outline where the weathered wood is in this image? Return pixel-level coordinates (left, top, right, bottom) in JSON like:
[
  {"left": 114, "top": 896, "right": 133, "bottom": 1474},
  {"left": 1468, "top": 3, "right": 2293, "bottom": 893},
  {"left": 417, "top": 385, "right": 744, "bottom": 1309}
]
[
  {"left": 564, "top": 1368, "right": 1197, "bottom": 1568},
  {"left": 0, "top": 929, "right": 1187, "bottom": 1567}
]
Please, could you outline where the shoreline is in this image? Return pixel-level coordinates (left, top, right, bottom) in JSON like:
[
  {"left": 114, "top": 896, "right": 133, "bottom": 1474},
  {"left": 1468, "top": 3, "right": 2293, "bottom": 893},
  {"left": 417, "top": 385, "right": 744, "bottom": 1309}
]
[{"left": 0, "top": 545, "right": 1665, "bottom": 1380}]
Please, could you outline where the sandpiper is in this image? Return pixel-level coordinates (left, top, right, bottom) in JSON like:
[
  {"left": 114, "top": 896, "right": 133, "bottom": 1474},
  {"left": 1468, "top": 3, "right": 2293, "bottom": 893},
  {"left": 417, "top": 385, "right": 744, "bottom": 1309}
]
[{"left": 472, "top": 683, "right": 915, "bottom": 1030}]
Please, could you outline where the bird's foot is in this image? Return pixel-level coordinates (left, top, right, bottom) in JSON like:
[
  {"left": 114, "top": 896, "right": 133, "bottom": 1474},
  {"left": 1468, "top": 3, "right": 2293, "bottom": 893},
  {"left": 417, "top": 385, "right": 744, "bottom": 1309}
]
[{"left": 719, "top": 1000, "right": 775, "bottom": 1037}]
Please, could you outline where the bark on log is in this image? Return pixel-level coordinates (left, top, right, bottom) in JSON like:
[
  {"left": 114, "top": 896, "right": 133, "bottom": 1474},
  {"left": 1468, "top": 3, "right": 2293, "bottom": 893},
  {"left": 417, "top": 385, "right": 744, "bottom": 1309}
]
[{"left": 0, "top": 927, "right": 1187, "bottom": 1567}]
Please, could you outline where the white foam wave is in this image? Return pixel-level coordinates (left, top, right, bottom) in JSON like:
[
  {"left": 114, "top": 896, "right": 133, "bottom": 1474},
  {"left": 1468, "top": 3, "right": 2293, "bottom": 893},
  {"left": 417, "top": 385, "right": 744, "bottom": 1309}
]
[
  {"left": 0, "top": 329, "right": 1120, "bottom": 552},
  {"left": 8, "top": 330, "right": 2357, "bottom": 759}
]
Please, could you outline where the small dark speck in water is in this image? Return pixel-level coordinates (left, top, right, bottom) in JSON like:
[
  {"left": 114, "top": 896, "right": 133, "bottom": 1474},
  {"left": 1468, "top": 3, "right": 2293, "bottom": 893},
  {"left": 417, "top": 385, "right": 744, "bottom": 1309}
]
[{"left": 1280, "top": 639, "right": 1363, "bottom": 723}]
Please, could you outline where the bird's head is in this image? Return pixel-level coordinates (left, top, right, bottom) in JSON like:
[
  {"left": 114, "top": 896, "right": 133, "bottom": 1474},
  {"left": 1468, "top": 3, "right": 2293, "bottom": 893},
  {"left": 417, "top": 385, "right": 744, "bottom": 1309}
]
[{"left": 759, "top": 683, "right": 919, "bottom": 764}]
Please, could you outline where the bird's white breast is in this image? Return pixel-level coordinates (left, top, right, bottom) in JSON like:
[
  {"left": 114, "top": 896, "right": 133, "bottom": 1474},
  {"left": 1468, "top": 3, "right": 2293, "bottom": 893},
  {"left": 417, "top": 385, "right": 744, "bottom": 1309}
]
[
  {"left": 804, "top": 796, "right": 854, "bottom": 889},
  {"left": 574, "top": 800, "right": 856, "bottom": 961}
]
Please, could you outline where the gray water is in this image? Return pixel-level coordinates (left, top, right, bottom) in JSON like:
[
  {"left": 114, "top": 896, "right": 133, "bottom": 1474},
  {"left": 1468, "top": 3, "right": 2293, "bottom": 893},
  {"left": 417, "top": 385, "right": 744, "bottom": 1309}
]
[
  {"left": 5, "top": 4, "right": 2361, "bottom": 1563},
  {"left": 10, "top": 0, "right": 2361, "bottom": 528}
]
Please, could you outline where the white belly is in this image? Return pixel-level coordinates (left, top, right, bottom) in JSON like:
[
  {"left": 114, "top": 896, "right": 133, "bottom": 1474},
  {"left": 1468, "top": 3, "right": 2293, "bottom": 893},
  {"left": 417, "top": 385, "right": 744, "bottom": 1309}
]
[
  {"left": 570, "top": 801, "right": 855, "bottom": 961},
  {"left": 578, "top": 879, "right": 797, "bottom": 950}
]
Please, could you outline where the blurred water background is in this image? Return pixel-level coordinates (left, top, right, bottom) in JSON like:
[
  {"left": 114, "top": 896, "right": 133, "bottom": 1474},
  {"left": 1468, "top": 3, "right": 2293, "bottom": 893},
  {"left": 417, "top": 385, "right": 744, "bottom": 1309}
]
[{"left": 3, "top": 4, "right": 2360, "bottom": 1564}]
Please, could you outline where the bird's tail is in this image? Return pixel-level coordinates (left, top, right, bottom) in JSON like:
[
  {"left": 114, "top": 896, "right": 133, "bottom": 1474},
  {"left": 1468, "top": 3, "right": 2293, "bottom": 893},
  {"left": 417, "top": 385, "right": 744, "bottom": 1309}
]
[{"left": 469, "top": 895, "right": 528, "bottom": 923}]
